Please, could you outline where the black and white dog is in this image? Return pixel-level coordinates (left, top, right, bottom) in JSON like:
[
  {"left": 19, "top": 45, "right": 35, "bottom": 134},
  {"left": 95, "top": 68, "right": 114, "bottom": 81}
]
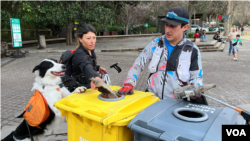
[{"left": 2, "top": 59, "right": 86, "bottom": 141}]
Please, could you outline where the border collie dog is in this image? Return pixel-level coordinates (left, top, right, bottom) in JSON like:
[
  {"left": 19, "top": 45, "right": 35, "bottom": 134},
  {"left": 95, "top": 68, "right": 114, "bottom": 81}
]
[{"left": 2, "top": 59, "right": 86, "bottom": 141}]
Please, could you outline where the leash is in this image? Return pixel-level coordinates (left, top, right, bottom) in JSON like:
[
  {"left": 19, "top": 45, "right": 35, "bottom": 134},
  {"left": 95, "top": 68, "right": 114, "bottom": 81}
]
[{"left": 26, "top": 120, "right": 34, "bottom": 141}]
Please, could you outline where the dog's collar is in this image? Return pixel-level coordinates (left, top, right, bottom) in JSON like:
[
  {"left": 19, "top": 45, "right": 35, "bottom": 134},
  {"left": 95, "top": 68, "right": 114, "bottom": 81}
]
[
  {"left": 42, "top": 83, "right": 64, "bottom": 89},
  {"left": 59, "top": 83, "right": 64, "bottom": 88}
]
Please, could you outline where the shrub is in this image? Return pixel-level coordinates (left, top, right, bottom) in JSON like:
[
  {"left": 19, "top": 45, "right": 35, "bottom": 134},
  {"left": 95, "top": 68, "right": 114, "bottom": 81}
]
[
  {"left": 107, "top": 25, "right": 123, "bottom": 32},
  {"left": 107, "top": 25, "right": 114, "bottom": 32},
  {"left": 186, "top": 33, "right": 194, "bottom": 38},
  {"left": 148, "top": 27, "right": 157, "bottom": 33}
]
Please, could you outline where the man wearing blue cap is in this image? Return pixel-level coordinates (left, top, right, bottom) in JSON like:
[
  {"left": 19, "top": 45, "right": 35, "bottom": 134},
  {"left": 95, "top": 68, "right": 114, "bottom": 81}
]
[{"left": 118, "top": 7, "right": 206, "bottom": 104}]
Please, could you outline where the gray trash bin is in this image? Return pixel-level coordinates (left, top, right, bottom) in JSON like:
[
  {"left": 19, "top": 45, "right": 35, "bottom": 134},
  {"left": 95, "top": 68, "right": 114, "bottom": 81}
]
[{"left": 127, "top": 98, "right": 246, "bottom": 141}]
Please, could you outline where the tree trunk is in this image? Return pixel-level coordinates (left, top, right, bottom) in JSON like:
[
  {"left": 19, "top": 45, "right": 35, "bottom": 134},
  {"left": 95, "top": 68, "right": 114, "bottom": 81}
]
[
  {"left": 126, "top": 22, "right": 129, "bottom": 35},
  {"left": 156, "top": 19, "right": 159, "bottom": 33},
  {"left": 69, "top": 27, "right": 72, "bottom": 44},
  {"left": 194, "top": 9, "right": 196, "bottom": 25},
  {"left": 223, "top": 1, "right": 231, "bottom": 36},
  {"left": 187, "top": 2, "right": 193, "bottom": 34},
  {"left": 209, "top": 15, "right": 212, "bottom": 26},
  {"left": 66, "top": 24, "right": 74, "bottom": 45},
  {"left": 230, "top": 1, "right": 238, "bottom": 30},
  {"left": 66, "top": 24, "right": 70, "bottom": 45},
  {"left": 216, "top": 15, "right": 218, "bottom": 27}
]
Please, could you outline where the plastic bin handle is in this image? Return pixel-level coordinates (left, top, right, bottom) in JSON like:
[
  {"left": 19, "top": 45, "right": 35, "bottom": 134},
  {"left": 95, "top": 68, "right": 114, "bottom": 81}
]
[
  {"left": 80, "top": 111, "right": 103, "bottom": 123},
  {"left": 130, "top": 124, "right": 161, "bottom": 140}
]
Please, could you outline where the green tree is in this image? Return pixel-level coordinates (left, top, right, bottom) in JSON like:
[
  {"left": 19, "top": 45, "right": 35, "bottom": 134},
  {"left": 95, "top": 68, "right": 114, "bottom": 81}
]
[
  {"left": 223, "top": 1, "right": 239, "bottom": 36},
  {"left": 1, "top": 1, "right": 120, "bottom": 45}
]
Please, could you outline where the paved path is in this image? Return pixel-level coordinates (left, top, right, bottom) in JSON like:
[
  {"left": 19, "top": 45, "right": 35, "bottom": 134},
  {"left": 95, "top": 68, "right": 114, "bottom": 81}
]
[{"left": 1, "top": 35, "right": 250, "bottom": 140}]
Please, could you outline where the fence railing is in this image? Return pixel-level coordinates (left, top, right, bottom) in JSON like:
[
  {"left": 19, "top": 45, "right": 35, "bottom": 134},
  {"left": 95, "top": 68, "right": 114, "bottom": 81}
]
[{"left": 1, "top": 29, "right": 52, "bottom": 37}]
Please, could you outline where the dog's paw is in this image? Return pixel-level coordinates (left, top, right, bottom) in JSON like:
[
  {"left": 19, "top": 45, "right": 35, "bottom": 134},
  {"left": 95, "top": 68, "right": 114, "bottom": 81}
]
[{"left": 73, "top": 86, "right": 87, "bottom": 93}]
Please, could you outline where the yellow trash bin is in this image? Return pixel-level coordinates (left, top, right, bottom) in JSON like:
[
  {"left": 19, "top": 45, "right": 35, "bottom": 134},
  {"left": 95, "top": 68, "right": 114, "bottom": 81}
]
[{"left": 54, "top": 86, "right": 160, "bottom": 141}]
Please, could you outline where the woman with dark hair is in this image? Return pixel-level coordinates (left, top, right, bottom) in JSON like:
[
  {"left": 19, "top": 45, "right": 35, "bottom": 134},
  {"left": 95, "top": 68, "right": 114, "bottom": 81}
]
[{"left": 69, "top": 24, "right": 107, "bottom": 89}]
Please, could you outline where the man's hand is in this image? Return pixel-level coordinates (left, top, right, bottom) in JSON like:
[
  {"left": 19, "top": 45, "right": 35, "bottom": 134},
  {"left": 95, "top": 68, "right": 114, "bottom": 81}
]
[
  {"left": 118, "top": 83, "right": 134, "bottom": 95},
  {"left": 173, "top": 84, "right": 216, "bottom": 101},
  {"left": 99, "top": 67, "right": 107, "bottom": 75},
  {"left": 91, "top": 77, "right": 105, "bottom": 90}
]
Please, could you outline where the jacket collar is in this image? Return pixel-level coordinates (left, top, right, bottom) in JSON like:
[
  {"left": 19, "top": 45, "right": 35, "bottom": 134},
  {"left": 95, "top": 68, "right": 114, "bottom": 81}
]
[
  {"left": 78, "top": 45, "right": 95, "bottom": 57},
  {"left": 162, "top": 34, "right": 187, "bottom": 49}
]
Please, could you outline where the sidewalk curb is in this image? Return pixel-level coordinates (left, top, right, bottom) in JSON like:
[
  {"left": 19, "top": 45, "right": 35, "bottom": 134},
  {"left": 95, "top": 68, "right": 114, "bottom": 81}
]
[
  {"left": 101, "top": 47, "right": 145, "bottom": 52},
  {"left": 21, "top": 49, "right": 102, "bottom": 53},
  {"left": 1, "top": 58, "right": 17, "bottom": 68},
  {"left": 24, "top": 50, "right": 65, "bottom": 53},
  {"left": 97, "top": 33, "right": 161, "bottom": 39}
]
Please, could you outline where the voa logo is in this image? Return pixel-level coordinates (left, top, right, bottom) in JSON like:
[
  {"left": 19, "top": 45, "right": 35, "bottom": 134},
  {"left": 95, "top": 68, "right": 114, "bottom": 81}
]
[{"left": 226, "top": 129, "right": 246, "bottom": 136}]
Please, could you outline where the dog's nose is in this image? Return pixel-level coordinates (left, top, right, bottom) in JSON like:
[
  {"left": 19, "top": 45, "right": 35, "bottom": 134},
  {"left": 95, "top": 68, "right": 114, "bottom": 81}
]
[{"left": 62, "top": 65, "right": 66, "bottom": 70}]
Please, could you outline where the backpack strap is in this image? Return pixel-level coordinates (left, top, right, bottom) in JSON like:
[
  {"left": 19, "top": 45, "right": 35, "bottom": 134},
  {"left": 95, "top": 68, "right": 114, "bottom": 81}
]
[{"left": 65, "top": 55, "right": 74, "bottom": 76}]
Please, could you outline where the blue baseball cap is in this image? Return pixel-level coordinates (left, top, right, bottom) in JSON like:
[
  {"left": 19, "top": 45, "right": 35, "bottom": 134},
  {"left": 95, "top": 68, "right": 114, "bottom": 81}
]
[{"left": 161, "top": 7, "right": 189, "bottom": 25}]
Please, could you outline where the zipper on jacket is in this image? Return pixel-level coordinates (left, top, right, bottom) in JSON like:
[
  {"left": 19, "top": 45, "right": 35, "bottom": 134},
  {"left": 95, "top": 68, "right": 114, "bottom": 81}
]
[
  {"left": 161, "top": 37, "right": 169, "bottom": 99},
  {"left": 162, "top": 39, "right": 188, "bottom": 99}
]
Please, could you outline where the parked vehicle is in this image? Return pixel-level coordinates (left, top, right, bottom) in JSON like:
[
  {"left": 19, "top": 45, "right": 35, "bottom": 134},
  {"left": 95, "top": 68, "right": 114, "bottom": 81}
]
[
  {"left": 191, "top": 25, "right": 208, "bottom": 32},
  {"left": 210, "top": 26, "right": 219, "bottom": 32}
]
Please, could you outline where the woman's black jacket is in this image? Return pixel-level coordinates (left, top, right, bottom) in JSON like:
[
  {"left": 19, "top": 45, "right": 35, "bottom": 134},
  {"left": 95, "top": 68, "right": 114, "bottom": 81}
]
[{"left": 70, "top": 45, "right": 100, "bottom": 87}]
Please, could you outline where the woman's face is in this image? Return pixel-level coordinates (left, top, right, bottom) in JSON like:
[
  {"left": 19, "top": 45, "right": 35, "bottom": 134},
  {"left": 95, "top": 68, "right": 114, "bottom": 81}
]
[{"left": 79, "top": 32, "right": 96, "bottom": 51}]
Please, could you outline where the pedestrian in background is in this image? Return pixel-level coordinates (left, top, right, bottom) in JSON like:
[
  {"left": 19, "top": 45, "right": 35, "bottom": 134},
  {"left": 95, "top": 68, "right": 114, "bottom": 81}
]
[
  {"left": 196, "top": 27, "right": 199, "bottom": 33},
  {"left": 199, "top": 28, "right": 203, "bottom": 37},
  {"left": 228, "top": 27, "right": 238, "bottom": 56},
  {"left": 213, "top": 31, "right": 225, "bottom": 43},
  {"left": 200, "top": 30, "right": 207, "bottom": 42},
  {"left": 240, "top": 23, "right": 244, "bottom": 36},
  {"left": 232, "top": 34, "right": 242, "bottom": 60},
  {"left": 194, "top": 30, "right": 200, "bottom": 41}
]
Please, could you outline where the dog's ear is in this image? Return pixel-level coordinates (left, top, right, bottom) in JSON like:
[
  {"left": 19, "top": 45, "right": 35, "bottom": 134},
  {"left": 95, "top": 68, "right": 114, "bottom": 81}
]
[
  {"left": 38, "top": 67, "right": 47, "bottom": 78},
  {"left": 32, "top": 65, "right": 46, "bottom": 78},
  {"left": 33, "top": 65, "right": 40, "bottom": 73}
]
